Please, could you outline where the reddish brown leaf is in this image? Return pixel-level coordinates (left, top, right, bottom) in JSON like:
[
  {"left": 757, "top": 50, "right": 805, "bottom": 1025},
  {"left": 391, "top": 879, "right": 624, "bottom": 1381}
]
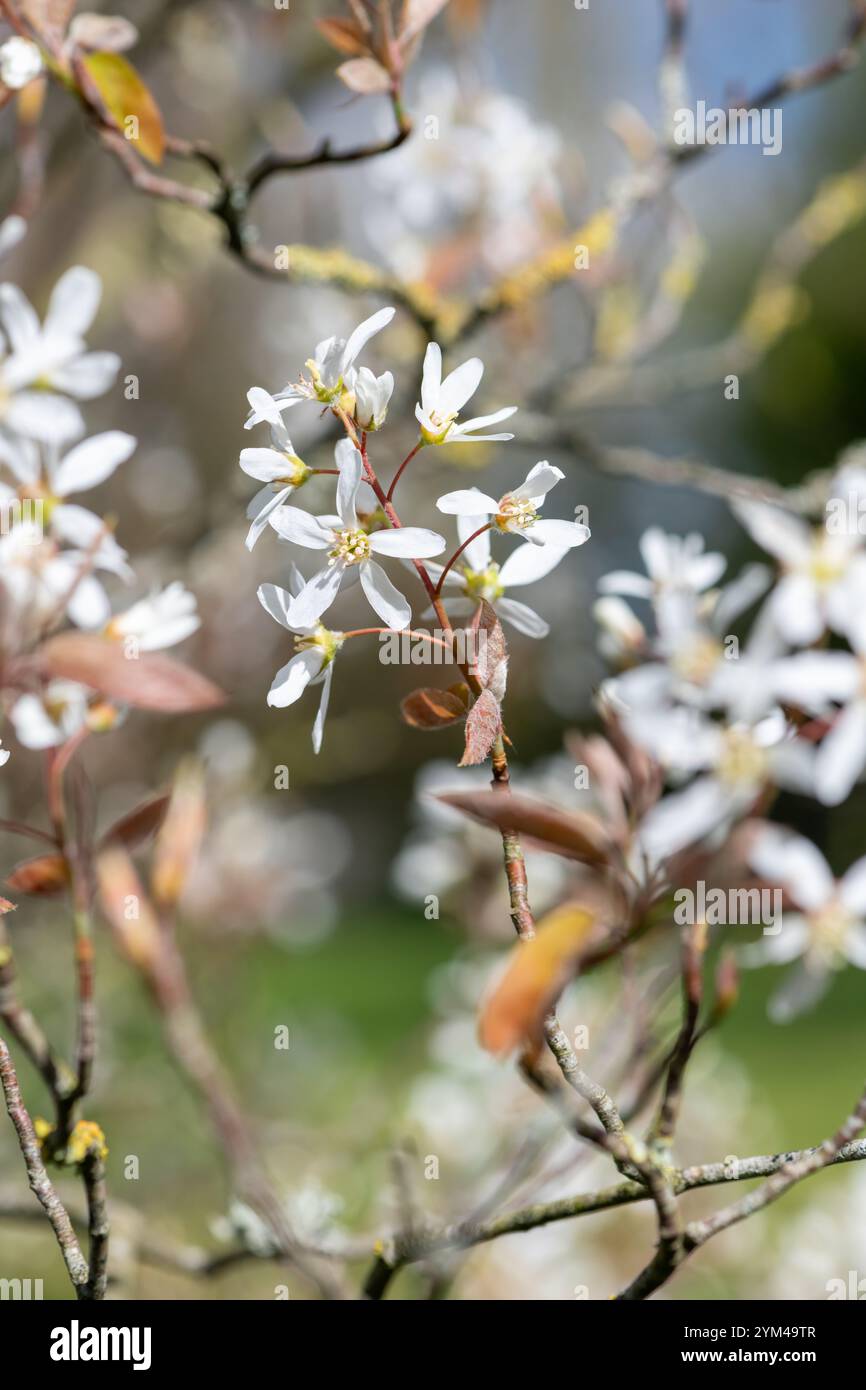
[
  {"left": 39, "top": 634, "right": 224, "bottom": 713},
  {"left": 315, "top": 17, "right": 371, "bottom": 56},
  {"left": 336, "top": 57, "right": 392, "bottom": 93},
  {"left": 459, "top": 689, "right": 501, "bottom": 766},
  {"left": 436, "top": 790, "right": 614, "bottom": 865},
  {"left": 468, "top": 599, "right": 506, "bottom": 690},
  {"left": 6, "top": 853, "right": 70, "bottom": 895},
  {"left": 401, "top": 687, "right": 466, "bottom": 730},
  {"left": 479, "top": 904, "right": 595, "bottom": 1056},
  {"left": 99, "top": 792, "right": 170, "bottom": 851}
]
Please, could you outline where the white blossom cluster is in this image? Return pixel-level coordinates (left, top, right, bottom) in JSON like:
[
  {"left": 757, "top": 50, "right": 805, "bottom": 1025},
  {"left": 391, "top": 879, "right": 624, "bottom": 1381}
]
[
  {"left": 0, "top": 223, "right": 199, "bottom": 755},
  {"left": 598, "top": 458, "right": 866, "bottom": 1019},
  {"left": 240, "top": 308, "right": 589, "bottom": 752}
]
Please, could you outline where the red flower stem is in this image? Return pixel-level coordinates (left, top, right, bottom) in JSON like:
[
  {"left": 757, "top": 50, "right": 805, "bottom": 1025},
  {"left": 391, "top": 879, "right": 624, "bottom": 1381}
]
[
  {"left": 434, "top": 523, "right": 492, "bottom": 598},
  {"left": 386, "top": 440, "right": 423, "bottom": 501}
]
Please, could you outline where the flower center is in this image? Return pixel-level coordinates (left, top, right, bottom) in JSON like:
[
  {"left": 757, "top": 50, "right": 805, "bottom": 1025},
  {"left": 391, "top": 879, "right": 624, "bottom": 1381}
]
[
  {"left": 420, "top": 410, "right": 457, "bottom": 445},
  {"left": 807, "top": 534, "right": 846, "bottom": 588},
  {"left": 809, "top": 899, "right": 852, "bottom": 965},
  {"left": 463, "top": 563, "right": 505, "bottom": 602},
  {"left": 275, "top": 453, "right": 310, "bottom": 489},
  {"left": 330, "top": 527, "right": 371, "bottom": 566},
  {"left": 670, "top": 634, "right": 722, "bottom": 686},
  {"left": 716, "top": 728, "right": 769, "bottom": 789},
  {"left": 294, "top": 625, "right": 343, "bottom": 664},
  {"left": 495, "top": 496, "right": 538, "bottom": 534}
]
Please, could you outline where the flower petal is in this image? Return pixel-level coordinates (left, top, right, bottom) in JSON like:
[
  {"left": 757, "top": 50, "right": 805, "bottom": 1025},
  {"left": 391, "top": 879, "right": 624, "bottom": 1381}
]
[
  {"left": 240, "top": 448, "right": 293, "bottom": 482},
  {"left": 50, "top": 352, "right": 120, "bottom": 398},
  {"left": 420, "top": 341, "right": 442, "bottom": 414},
  {"left": 522, "top": 518, "right": 590, "bottom": 549},
  {"left": 815, "top": 700, "right": 866, "bottom": 806},
  {"left": 267, "top": 648, "right": 322, "bottom": 708},
  {"left": 335, "top": 440, "right": 362, "bottom": 528},
  {"left": 44, "top": 266, "right": 101, "bottom": 341},
  {"left": 0, "top": 282, "right": 39, "bottom": 353},
  {"left": 512, "top": 460, "right": 564, "bottom": 503},
  {"left": 312, "top": 663, "right": 335, "bottom": 754},
  {"left": 257, "top": 583, "right": 296, "bottom": 631},
  {"left": 341, "top": 306, "right": 395, "bottom": 371},
  {"left": 457, "top": 511, "right": 491, "bottom": 570},
  {"left": 245, "top": 485, "right": 292, "bottom": 550},
  {"left": 500, "top": 541, "right": 568, "bottom": 588},
  {"left": 436, "top": 488, "right": 498, "bottom": 516},
  {"left": 749, "top": 824, "right": 834, "bottom": 910},
  {"left": 52, "top": 431, "right": 136, "bottom": 496},
  {"left": 287, "top": 563, "right": 345, "bottom": 627},
  {"left": 360, "top": 558, "right": 411, "bottom": 628},
  {"left": 439, "top": 356, "right": 483, "bottom": 415},
  {"left": 496, "top": 597, "right": 549, "bottom": 638},
  {"left": 370, "top": 526, "right": 445, "bottom": 558},
  {"left": 269, "top": 506, "right": 332, "bottom": 549}
]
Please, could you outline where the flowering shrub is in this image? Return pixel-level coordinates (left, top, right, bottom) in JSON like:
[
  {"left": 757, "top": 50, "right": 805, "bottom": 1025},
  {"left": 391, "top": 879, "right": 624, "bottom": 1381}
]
[{"left": 1, "top": 0, "right": 866, "bottom": 1310}]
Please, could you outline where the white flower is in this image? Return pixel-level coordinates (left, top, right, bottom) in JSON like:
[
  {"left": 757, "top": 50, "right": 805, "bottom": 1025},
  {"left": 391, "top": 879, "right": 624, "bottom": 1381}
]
[
  {"left": 238, "top": 403, "right": 311, "bottom": 550},
  {"left": 635, "top": 709, "right": 814, "bottom": 861},
  {"left": 271, "top": 440, "right": 445, "bottom": 630},
  {"left": 603, "top": 563, "right": 780, "bottom": 724},
  {"left": 593, "top": 595, "right": 647, "bottom": 664},
  {"left": 245, "top": 307, "right": 395, "bottom": 426},
  {"left": 353, "top": 367, "right": 393, "bottom": 430},
  {"left": 106, "top": 582, "right": 200, "bottom": 651},
  {"left": 0, "top": 522, "right": 116, "bottom": 632},
  {"left": 598, "top": 527, "right": 727, "bottom": 639},
  {"left": 10, "top": 680, "right": 90, "bottom": 749},
  {"left": 0, "top": 37, "right": 43, "bottom": 90},
  {"left": 257, "top": 564, "right": 344, "bottom": 753},
  {"left": 415, "top": 342, "right": 516, "bottom": 445},
  {"left": 436, "top": 461, "right": 589, "bottom": 550},
  {"left": 0, "top": 430, "right": 135, "bottom": 573},
  {"left": 0, "top": 215, "right": 25, "bottom": 262},
  {"left": 0, "top": 266, "right": 121, "bottom": 442},
  {"left": 0, "top": 739, "right": 9, "bottom": 767},
  {"left": 731, "top": 492, "right": 866, "bottom": 645},
  {"left": 424, "top": 511, "right": 572, "bottom": 637},
  {"left": 772, "top": 617, "right": 866, "bottom": 806},
  {"left": 745, "top": 825, "right": 866, "bottom": 1020}
]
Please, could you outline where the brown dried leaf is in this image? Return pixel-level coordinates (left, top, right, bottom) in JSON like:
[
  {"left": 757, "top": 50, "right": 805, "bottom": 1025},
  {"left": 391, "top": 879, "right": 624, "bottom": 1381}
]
[
  {"left": 99, "top": 792, "right": 170, "bottom": 851},
  {"left": 6, "top": 853, "right": 70, "bottom": 895},
  {"left": 479, "top": 904, "right": 595, "bottom": 1056},
  {"left": 459, "top": 688, "right": 501, "bottom": 766},
  {"left": 39, "top": 633, "right": 224, "bottom": 713},
  {"left": 336, "top": 57, "right": 393, "bottom": 94},
  {"left": 401, "top": 687, "right": 467, "bottom": 730},
  {"left": 315, "top": 17, "right": 371, "bottom": 57},
  {"left": 436, "top": 789, "right": 613, "bottom": 865}
]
